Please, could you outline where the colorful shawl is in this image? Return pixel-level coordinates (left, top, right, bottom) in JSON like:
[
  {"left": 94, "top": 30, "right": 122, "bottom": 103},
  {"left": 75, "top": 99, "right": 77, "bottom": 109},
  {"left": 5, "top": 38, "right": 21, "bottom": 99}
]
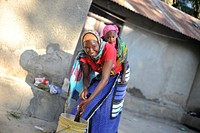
[
  {"left": 116, "top": 37, "right": 128, "bottom": 65},
  {"left": 67, "top": 50, "right": 94, "bottom": 107},
  {"left": 67, "top": 30, "right": 106, "bottom": 107}
]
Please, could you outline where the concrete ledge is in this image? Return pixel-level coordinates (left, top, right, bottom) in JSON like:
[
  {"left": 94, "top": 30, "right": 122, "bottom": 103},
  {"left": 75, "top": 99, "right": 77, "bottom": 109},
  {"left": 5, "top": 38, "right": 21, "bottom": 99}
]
[
  {"left": 26, "top": 84, "right": 67, "bottom": 122},
  {"left": 181, "top": 113, "right": 200, "bottom": 131}
]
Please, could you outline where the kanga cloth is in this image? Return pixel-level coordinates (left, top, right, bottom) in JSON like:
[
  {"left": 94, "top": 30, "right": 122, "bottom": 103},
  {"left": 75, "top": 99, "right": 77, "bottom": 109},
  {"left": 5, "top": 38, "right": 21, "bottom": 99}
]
[
  {"left": 71, "top": 74, "right": 128, "bottom": 133},
  {"left": 67, "top": 50, "right": 95, "bottom": 107}
]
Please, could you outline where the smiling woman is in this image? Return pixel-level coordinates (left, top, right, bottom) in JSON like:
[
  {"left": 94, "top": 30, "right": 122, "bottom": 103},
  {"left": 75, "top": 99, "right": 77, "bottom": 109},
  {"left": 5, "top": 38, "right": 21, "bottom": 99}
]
[
  {"left": 67, "top": 30, "right": 126, "bottom": 133},
  {"left": 83, "top": 42, "right": 99, "bottom": 55},
  {"left": 82, "top": 39, "right": 99, "bottom": 58}
]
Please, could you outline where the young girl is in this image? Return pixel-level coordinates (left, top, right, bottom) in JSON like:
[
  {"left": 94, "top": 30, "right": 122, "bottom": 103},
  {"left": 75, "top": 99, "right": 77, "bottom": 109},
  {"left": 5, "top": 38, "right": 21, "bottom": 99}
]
[{"left": 102, "top": 24, "right": 130, "bottom": 84}]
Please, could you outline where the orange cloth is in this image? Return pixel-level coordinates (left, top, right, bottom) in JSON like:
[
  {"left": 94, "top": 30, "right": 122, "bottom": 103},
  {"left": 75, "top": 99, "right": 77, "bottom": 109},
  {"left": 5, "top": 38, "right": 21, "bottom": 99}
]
[{"left": 82, "top": 33, "right": 98, "bottom": 42}]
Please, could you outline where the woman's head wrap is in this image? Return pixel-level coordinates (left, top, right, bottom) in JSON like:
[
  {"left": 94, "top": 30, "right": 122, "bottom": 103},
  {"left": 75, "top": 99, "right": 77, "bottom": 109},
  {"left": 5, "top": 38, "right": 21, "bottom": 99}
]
[
  {"left": 81, "top": 30, "right": 105, "bottom": 59},
  {"left": 102, "top": 24, "right": 119, "bottom": 37},
  {"left": 82, "top": 33, "right": 98, "bottom": 42}
]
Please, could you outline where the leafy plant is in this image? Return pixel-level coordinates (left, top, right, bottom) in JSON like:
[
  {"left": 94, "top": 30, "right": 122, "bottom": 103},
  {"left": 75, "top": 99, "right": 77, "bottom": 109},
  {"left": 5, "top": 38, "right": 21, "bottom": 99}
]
[{"left": 162, "top": 0, "right": 200, "bottom": 19}]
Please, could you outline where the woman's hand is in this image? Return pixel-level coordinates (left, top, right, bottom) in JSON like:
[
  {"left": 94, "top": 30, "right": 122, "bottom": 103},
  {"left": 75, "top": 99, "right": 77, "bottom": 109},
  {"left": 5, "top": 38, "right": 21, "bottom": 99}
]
[
  {"left": 78, "top": 98, "right": 91, "bottom": 114},
  {"left": 80, "top": 89, "right": 89, "bottom": 101}
]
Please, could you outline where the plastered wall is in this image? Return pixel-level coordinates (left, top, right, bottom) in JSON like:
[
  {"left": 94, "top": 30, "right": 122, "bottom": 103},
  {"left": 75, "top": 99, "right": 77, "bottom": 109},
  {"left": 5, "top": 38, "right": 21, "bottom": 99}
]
[
  {"left": 121, "top": 22, "right": 200, "bottom": 108},
  {"left": 0, "top": 0, "right": 92, "bottom": 79}
]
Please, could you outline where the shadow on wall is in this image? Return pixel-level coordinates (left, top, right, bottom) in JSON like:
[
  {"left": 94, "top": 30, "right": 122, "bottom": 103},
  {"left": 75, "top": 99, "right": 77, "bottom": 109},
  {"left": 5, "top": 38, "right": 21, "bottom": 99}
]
[
  {"left": 19, "top": 43, "right": 72, "bottom": 121},
  {"left": 126, "top": 87, "right": 146, "bottom": 99}
]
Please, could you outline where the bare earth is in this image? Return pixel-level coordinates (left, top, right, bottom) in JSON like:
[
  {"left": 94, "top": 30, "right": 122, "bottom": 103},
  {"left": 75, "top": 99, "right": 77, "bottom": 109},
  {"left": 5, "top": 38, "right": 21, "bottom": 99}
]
[
  {"left": 0, "top": 104, "right": 199, "bottom": 133},
  {"left": 0, "top": 76, "right": 199, "bottom": 133}
]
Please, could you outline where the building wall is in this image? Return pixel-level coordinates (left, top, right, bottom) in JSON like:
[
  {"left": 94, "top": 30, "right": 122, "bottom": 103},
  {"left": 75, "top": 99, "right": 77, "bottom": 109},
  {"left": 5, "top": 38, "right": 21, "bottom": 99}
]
[
  {"left": 121, "top": 22, "right": 200, "bottom": 108},
  {"left": 0, "top": 0, "right": 92, "bottom": 121},
  {"left": 0, "top": 0, "right": 92, "bottom": 79},
  {"left": 186, "top": 64, "right": 200, "bottom": 111}
]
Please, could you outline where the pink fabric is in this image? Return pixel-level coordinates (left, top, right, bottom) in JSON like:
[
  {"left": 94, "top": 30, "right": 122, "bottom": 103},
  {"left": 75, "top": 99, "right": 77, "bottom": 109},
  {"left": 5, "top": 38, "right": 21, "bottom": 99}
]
[{"left": 102, "top": 24, "right": 119, "bottom": 37}]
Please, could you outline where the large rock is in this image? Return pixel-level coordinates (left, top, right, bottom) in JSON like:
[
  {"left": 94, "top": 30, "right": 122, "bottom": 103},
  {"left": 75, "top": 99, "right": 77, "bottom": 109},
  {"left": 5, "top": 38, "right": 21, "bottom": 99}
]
[
  {"left": 19, "top": 43, "right": 71, "bottom": 121},
  {"left": 26, "top": 84, "right": 66, "bottom": 121},
  {"left": 20, "top": 43, "right": 72, "bottom": 86}
]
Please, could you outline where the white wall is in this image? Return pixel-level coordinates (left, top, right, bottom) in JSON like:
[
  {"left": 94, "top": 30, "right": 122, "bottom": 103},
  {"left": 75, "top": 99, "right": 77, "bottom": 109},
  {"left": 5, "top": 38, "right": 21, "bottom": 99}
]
[
  {"left": 0, "top": 0, "right": 92, "bottom": 79},
  {"left": 121, "top": 22, "right": 200, "bottom": 107},
  {"left": 187, "top": 64, "right": 200, "bottom": 110},
  {"left": 0, "top": 0, "right": 92, "bottom": 121}
]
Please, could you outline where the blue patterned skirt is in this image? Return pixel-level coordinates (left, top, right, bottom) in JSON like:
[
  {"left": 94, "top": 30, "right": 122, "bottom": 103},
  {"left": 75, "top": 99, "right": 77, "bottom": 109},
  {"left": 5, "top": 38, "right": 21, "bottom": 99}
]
[{"left": 71, "top": 74, "right": 127, "bottom": 133}]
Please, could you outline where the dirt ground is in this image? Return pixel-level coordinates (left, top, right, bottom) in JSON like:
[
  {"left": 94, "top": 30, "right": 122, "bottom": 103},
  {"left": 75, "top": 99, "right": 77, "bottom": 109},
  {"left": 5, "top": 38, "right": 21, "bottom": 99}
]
[
  {"left": 0, "top": 105, "right": 199, "bottom": 133},
  {"left": 0, "top": 75, "right": 199, "bottom": 133},
  {"left": 0, "top": 107, "right": 56, "bottom": 133}
]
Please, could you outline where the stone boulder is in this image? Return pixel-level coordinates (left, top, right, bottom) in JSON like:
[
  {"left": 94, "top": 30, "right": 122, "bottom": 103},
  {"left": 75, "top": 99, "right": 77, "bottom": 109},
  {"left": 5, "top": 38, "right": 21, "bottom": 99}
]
[{"left": 19, "top": 43, "right": 72, "bottom": 121}]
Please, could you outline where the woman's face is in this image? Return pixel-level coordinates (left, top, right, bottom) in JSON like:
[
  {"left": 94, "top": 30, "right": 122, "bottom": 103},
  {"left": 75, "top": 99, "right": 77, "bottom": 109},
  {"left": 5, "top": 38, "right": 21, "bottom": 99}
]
[
  {"left": 83, "top": 40, "right": 99, "bottom": 58},
  {"left": 104, "top": 30, "right": 117, "bottom": 43}
]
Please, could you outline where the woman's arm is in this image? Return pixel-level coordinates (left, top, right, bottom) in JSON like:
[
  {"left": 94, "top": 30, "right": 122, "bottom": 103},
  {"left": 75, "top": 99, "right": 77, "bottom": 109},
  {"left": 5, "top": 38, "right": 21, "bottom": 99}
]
[
  {"left": 88, "top": 59, "right": 114, "bottom": 101},
  {"left": 80, "top": 62, "right": 90, "bottom": 100},
  {"left": 79, "top": 59, "right": 114, "bottom": 112}
]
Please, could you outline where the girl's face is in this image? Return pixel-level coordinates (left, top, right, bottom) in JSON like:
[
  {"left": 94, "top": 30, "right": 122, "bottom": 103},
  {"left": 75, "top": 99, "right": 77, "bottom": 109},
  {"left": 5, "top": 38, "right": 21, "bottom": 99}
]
[
  {"left": 104, "top": 30, "right": 117, "bottom": 43},
  {"left": 83, "top": 40, "right": 99, "bottom": 58}
]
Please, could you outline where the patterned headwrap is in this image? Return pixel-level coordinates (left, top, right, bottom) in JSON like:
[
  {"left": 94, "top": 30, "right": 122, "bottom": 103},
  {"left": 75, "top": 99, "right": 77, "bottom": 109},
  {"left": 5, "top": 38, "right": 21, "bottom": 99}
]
[
  {"left": 82, "top": 30, "right": 106, "bottom": 59},
  {"left": 102, "top": 24, "right": 119, "bottom": 38}
]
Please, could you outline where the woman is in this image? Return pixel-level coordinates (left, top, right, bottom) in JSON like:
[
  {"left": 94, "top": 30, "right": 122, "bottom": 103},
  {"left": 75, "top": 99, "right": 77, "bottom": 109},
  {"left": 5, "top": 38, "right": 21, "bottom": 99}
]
[{"left": 69, "top": 30, "right": 127, "bottom": 133}]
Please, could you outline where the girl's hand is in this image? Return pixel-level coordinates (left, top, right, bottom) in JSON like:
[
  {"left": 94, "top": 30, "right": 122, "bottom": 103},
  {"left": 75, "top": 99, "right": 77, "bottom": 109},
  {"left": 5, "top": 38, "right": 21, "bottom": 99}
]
[
  {"left": 121, "top": 74, "right": 126, "bottom": 84},
  {"left": 80, "top": 89, "right": 88, "bottom": 101}
]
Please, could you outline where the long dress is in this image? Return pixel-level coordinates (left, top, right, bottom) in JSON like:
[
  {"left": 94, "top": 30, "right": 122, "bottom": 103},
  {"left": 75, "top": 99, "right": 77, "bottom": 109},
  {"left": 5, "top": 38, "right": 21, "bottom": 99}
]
[{"left": 71, "top": 74, "right": 127, "bottom": 133}]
